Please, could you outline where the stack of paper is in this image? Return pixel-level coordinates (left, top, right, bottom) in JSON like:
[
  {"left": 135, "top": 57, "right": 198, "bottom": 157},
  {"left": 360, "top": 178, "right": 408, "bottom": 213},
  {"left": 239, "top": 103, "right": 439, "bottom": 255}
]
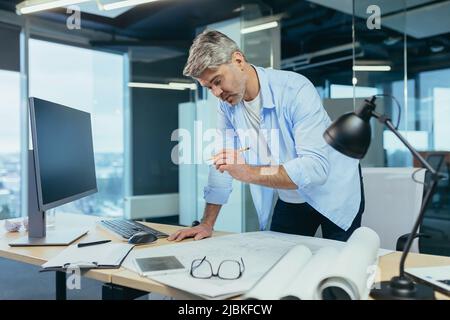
[
  {"left": 244, "top": 227, "right": 381, "bottom": 300},
  {"left": 122, "top": 227, "right": 389, "bottom": 299}
]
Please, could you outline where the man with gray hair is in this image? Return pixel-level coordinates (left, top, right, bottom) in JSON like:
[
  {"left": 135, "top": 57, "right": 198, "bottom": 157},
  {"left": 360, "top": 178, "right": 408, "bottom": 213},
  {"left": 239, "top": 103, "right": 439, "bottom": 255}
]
[{"left": 168, "top": 30, "right": 364, "bottom": 242}]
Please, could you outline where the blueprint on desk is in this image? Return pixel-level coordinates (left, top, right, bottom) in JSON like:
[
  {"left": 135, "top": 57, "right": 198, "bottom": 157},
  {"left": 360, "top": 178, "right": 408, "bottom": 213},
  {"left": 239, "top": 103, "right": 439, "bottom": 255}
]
[{"left": 122, "top": 231, "right": 392, "bottom": 299}]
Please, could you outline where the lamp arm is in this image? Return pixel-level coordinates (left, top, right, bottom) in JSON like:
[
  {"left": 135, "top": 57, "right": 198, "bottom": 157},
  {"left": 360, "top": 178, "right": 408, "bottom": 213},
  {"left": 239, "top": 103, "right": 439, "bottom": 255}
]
[{"left": 372, "top": 111, "right": 441, "bottom": 278}]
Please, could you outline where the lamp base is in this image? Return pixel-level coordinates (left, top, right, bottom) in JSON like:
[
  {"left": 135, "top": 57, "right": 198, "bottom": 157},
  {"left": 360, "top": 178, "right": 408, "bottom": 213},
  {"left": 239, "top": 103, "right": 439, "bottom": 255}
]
[{"left": 370, "top": 276, "right": 435, "bottom": 300}]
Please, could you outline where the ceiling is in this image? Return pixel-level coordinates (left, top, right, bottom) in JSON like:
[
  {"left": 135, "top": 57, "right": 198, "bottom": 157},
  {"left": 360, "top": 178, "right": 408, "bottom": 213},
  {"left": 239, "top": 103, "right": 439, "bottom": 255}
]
[{"left": 1, "top": 0, "right": 449, "bottom": 84}]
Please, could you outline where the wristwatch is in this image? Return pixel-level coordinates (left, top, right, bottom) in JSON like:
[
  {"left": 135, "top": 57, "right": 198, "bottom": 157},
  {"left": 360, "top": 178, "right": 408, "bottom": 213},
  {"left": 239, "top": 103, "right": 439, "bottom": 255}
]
[{"left": 191, "top": 220, "right": 200, "bottom": 227}]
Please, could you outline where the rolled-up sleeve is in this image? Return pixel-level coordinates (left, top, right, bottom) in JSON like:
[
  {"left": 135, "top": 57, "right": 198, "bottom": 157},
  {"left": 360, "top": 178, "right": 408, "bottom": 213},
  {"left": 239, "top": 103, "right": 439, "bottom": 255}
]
[
  {"left": 282, "top": 80, "right": 330, "bottom": 190},
  {"left": 203, "top": 104, "right": 236, "bottom": 204},
  {"left": 204, "top": 167, "right": 233, "bottom": 204}
]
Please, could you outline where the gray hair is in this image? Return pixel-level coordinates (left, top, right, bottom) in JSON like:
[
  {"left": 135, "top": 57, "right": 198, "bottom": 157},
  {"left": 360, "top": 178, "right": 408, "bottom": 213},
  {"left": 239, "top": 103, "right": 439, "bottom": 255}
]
[{"left": 183, "top": 30, "right": 244, "bottom": 78}]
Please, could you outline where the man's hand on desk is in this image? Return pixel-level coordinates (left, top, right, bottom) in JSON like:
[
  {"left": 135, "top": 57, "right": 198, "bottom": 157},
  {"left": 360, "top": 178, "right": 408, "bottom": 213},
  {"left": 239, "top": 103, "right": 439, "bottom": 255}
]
[{"left": 167, "top": 223, "right": 213, "bottom": 242}]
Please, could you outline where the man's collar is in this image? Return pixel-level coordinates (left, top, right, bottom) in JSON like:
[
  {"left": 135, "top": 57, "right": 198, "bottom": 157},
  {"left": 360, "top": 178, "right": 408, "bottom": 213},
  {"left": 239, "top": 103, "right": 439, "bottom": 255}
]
[{"left": 253, "top": 65, "right": 276, "bottom": 109}]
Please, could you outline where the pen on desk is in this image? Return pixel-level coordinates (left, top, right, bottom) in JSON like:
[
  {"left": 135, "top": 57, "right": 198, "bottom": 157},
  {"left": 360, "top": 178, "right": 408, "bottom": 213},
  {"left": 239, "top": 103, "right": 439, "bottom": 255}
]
[
  {"left": 77, "top": 240, "right": 111, "bottom": 248},
  {"left": 208, "top": 147, "right": 250, "bottom": 162}
]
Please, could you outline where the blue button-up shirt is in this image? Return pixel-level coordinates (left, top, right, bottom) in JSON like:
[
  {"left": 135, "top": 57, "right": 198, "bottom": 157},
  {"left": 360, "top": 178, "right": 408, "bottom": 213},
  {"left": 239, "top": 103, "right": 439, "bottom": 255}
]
[{"left": 204, "top": 66, "right": 362, "bottom": 231}]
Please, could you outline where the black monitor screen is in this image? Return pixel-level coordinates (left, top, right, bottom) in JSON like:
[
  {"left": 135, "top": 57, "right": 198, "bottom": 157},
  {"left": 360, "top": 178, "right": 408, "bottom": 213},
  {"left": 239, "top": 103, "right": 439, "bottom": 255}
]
[{"left": 30, "top": 98, "right": 97, "bottom": 209}]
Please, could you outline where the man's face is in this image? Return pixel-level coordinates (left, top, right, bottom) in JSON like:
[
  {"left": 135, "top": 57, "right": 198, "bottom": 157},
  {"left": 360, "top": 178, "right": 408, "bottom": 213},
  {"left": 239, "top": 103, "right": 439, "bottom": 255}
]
[{"left": 197, "top": 60, "right": 247, "bottom": 106}]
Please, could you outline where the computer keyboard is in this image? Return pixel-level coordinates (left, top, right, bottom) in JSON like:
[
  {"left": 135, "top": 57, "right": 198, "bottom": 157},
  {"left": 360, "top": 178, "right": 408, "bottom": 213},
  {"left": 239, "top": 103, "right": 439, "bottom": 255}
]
[{"left": 99, "top": 219, "right": 169, "bottom": 240}]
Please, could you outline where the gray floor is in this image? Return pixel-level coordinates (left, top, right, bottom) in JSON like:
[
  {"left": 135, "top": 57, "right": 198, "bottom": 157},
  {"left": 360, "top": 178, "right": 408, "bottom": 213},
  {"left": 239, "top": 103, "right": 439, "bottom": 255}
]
[
  {"left": 0, "top": 257, "right": 105, "bottom": 299},
  {"left": 0, "top": 258, "right": 172, "bottom": 300}
]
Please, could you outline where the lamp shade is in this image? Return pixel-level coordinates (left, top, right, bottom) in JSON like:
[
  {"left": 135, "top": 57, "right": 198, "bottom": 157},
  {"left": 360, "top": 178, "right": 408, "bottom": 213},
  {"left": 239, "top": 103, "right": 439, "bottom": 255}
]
[{"left": 323, "top": 96, "right": 379, "bottom": 159}]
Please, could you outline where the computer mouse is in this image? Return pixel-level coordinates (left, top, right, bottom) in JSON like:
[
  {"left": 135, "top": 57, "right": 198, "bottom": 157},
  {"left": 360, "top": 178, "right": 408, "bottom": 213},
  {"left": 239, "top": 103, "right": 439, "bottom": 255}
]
[{"left": 128, "top": 232, "right": 157, "bottom": 245}]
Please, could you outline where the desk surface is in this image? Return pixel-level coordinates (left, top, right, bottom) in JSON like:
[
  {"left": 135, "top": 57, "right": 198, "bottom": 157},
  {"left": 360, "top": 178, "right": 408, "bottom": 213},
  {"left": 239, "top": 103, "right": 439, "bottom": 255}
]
[
  {"left": 1, "top": 214, "right": 117, "bottom": 283},
  {"left": 112, "top": 238, "right": 450, "bottom": 300},
  {"left": 1, "top": 213, "right": 450, "bottom": 300},
  {"left": 0, "top": 213, "right": 225, "bottom": 287}
]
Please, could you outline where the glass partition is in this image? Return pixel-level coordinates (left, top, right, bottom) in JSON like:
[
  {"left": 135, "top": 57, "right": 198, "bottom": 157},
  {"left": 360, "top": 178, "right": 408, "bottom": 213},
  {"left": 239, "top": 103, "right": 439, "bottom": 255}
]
[
  {"left": 241, "top": 3, "right": 279, "bottom": 68},
  {"left": 0, "top": 23, "right": 21, "bottom": 220},
  {"left": 353, "top": 0, "right": 407, "bottom": 167},
  {"left": 353, "top": 0, "right": 450, "bottom": 256},
  {"left": 0, "top": 69, "right": 21, "bottom": 219},
  {"left": 29, "top": 39, "right": 125, "bottom": 217}
]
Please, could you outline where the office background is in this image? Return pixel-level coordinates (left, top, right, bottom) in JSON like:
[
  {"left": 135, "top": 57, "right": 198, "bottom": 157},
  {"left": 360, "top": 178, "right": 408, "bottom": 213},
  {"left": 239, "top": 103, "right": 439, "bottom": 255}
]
[{"left": 0, "top": 0, "right": 449, "bottom": 298}]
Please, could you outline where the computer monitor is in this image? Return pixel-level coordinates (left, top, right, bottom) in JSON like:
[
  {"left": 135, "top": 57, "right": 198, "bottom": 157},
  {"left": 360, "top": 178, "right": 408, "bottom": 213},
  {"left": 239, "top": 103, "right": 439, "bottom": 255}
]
[{"left": 9, "top": 97, "right": 97, "bottom": 246}]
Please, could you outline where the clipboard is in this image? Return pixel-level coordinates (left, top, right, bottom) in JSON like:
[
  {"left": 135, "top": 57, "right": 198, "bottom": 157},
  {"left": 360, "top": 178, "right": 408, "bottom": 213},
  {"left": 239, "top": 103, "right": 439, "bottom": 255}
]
[{"left": 41, "top": 242, "right": 135, "bottom": 272}]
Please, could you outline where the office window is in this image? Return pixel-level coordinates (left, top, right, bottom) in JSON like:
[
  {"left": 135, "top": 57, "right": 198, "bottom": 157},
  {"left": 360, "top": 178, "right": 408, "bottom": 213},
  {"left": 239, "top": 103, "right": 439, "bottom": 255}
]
[
  {"left": 383, "top": 79, "right": 416, "bottom": 167},
  {"left": 29, "top": 39, "right": 125, "bottom": 217},
  {"left": 385, "top": 70, "right": 450, "bottom": 167},
  {"left": 315, "top": 86, "right": 325, "bottom": 99},
  {"left": 433, "top": 87, "right": 450, "bottom": 151},
  {"left": 0, "top": 70, "right": 21, "bottom": 219},
  {"left": 419, "top": 68, "right": 450, "bottom": 151},
  {"left": 330, "top": 84, "right": 379, "bottom": 99}
]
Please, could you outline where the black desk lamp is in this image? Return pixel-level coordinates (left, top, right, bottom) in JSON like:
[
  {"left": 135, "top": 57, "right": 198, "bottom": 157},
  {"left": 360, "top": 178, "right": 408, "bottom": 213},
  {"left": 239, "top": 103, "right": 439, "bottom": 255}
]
[{"left": 323, "top": 95, "right": 444, "bottom": 300}]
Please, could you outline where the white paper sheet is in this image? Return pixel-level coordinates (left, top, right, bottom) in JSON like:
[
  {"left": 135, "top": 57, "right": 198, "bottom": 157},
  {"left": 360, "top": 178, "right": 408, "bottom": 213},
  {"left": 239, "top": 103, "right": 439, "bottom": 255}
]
[
  {"left": 315, "top": 227, "right": 381, "bottom": 300},
  {"left": 244, "top": 227, "right": 381, "bottom": 300},
  {"left": 122, "top": 230, "right": 392, "bottom": 299},
  {"left": 284, "top": 246, "right": 341, "bottom": 300},
  {"left": 244, "top": 245, "right": 313, "bottom": 300}
]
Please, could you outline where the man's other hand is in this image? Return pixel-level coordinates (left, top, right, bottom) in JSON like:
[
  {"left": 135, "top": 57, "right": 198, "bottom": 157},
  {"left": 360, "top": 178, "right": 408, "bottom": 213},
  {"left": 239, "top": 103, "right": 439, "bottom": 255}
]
[{"left": 167, "top": 223, "right": 213, "bottom": 242}]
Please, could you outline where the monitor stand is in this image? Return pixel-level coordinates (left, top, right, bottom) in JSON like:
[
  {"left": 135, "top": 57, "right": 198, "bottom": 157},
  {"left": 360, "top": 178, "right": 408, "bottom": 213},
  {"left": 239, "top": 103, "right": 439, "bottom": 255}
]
[
  {"left": 9, "top": 229, "right": 88, "bottom": 247},
  {"left": 8, "top": 150, "right": 87, "bottom": 247}
]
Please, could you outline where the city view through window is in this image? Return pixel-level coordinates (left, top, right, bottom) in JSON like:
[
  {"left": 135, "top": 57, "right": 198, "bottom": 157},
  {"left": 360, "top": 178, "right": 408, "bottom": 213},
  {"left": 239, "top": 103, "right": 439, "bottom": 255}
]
[
  {"left": 29, "top": 39, "right": 125, "bottom": 218},
  {"left": 0, "top": 69, "right": 20, "bottom": 220}
]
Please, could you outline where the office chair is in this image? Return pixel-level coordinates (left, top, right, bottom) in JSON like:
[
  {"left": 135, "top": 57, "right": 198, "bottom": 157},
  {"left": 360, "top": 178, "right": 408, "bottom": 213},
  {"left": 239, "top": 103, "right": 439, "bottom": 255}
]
[
  {"left": 436, "top": 159, "right": 450, "bottom": 209},
  {"left": 425, "top": 154, "right": 446, "bottom": 210},
  {"left": 361, "top": 167, "right": 425, "bottom": 252},
  {"left": 396, "top": 153, "right": 450, "bottom": 256}
]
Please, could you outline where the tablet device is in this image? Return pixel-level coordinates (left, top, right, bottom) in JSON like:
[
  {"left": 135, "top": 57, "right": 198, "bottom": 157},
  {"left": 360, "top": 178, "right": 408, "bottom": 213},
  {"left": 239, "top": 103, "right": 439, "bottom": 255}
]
[
  {"left": 133, "top": 255, "right": 186, "bottom": 276},
  {"left": 405, "top": 265, "right": 450, "bottom": 296}
]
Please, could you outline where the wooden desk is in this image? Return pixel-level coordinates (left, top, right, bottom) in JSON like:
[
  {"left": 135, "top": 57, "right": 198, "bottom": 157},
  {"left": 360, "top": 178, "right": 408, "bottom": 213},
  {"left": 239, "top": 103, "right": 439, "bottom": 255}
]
[
  {"left": 1, "top": 213, "right": 449, "bottom": 300},
  {"left": 0, "top": 213, "right": 114, "bottom": 284},
  {"left": 373, "top": 252, "right": 450, "bottom": 300},
  {"left": 0, "top": 213, "right": 224, "bottom": 300},
  {"left": 414, "top": 151, "right": 450, "bottom": 169},
  {"left": 110, "top": 244, "right": 450, "bottom": 300}
]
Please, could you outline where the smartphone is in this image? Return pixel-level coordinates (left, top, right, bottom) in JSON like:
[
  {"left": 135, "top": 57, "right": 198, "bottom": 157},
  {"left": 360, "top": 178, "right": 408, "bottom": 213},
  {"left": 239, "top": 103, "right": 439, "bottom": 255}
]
[{"left": 133, "top": 255, "right": 186, "bottom": 277}]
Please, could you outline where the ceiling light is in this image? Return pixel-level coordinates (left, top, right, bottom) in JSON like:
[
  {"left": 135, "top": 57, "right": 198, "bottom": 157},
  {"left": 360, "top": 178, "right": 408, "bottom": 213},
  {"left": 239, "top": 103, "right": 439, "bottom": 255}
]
[
  {"left": 16, "top": 0, "right": 90, "bottom": 14},
  {"left": 383, "top": 36, "right": 402, "bottom": 46},
  {"left": 128, "top": 82, "right": 196, "bottom": 90},
  {"left": 241, "top": 21, "right": 278, "bottom": 34},
  {"left": 353, "top": 65, "right": 391, "bottom": 72},
  {"left": 101, "top": 0, "right": 160, "bottom": 11},
  {"left": 233, "top": 5, "right": 245, "bottom": 13},
  {"left": 430, "top": 45, "right": 444, "bottom": 53},
  {"left": 168, "top": 82, "right": 197, "bottom": 90}
]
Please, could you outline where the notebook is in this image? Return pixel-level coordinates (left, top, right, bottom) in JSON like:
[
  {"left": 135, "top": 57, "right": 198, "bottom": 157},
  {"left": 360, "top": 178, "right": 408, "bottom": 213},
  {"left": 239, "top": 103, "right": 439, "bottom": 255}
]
[{"left": 41, "top": 242, "right": 135, "bottom": 271}]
